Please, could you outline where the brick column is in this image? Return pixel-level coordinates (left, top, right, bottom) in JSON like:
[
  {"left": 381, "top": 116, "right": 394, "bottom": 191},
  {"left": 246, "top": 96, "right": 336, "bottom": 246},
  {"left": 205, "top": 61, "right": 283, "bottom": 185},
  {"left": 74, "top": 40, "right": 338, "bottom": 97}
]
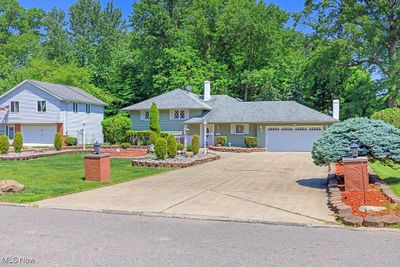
[
  {"left": 343, "top": 157, "right": 369, "bottom": 191},
  {"left": 84, "top": 153, "right": 111, "bottom": 182},
  {"left": 15, "top": 124, "right": 21, "bottom": 132},
  {"left": 56, "top": 123, "right": 65, "bottom": 145}
]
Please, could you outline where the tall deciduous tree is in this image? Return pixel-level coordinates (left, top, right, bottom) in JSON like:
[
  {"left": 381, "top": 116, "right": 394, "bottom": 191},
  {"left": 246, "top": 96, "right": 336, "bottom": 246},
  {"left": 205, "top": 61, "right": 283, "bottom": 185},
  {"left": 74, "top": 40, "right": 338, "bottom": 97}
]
[{"left": 303, "top": 0, "right": 400, "bottom": 107}]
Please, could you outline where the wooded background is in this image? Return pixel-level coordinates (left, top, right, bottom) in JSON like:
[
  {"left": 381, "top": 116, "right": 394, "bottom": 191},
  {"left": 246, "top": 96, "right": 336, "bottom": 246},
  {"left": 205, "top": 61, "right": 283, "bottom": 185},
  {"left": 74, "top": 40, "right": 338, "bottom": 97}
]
[{"left": 1, "top": 0, "right": 397, "bottom": 117}]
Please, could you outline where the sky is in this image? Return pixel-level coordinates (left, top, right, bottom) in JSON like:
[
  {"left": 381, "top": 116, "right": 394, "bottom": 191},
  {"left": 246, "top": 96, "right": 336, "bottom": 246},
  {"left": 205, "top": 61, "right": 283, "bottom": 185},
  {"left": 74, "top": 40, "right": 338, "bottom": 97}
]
[{"left": 19, "top": 0, "right": 309, "bottom": 31}]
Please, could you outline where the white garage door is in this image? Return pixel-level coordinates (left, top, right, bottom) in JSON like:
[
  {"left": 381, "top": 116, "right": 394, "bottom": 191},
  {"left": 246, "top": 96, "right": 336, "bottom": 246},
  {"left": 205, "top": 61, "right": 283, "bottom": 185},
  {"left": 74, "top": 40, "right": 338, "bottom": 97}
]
[
  {"left": 266, "top": 126, "right": 323, "bottom": 152},
  {"left": 22, "top": 125, "right": 57, "bottom": 146}
]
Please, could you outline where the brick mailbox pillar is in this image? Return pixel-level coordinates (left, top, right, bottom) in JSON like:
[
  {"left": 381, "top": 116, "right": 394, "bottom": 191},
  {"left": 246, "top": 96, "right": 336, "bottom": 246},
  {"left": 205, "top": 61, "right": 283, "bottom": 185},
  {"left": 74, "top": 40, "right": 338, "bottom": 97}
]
[
  {"left": 84, "top": 153, "right": 111, "bottom": 182},
  {"left": 343, "top": 157, "right": 369, "bottom": 191}
]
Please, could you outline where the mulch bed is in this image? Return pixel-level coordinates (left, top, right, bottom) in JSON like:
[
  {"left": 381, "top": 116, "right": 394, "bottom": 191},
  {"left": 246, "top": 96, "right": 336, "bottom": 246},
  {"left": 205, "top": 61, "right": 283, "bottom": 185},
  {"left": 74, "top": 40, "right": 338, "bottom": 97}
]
[{"left": 341, "top": 185, "right": 392, "bottom": 218}]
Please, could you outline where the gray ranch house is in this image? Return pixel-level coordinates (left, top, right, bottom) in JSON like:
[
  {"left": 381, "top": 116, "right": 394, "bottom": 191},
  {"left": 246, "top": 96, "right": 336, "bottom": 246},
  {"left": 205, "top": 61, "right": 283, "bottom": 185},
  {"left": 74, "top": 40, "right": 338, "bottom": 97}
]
[
  {"left": 0, "top": 80, "right": 105, "bottom": 146},
  {"left": 123, "top": 81, "right": 338, "bottom": 152}
]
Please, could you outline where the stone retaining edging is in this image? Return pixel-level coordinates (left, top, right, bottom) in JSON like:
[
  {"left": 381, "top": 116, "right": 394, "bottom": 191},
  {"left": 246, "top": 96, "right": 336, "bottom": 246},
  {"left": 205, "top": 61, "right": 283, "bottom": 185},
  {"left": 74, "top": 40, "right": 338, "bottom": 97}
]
[
  {"left": 208, "top": 146, "right": 265, "bottom": 153},
  {"left": 132, "top": 154, "right": 221, "bottom": 168},
  {"left": 327, "top": 169, "right": 400, "bottom": 227}
]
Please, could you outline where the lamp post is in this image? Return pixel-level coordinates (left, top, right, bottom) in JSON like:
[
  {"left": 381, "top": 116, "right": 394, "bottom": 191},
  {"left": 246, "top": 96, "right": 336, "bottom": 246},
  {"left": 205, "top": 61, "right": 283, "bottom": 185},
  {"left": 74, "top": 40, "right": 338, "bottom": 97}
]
[
  {"left": 203, "top": 121, "right": 207, "bottom": 154},
  {"left": 350, "top": 141, "right": 359, "bottom": 158},
  {"left": 82, "top": 121, "right": 86, "bottom": 150}
]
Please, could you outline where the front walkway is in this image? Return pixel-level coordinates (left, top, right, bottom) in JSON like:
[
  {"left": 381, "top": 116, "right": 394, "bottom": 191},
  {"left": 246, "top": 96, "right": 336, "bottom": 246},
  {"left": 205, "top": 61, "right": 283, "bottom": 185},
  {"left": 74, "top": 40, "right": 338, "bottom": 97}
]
[{"left": 36, "top": 152, "right": 336, "bottom": 225}]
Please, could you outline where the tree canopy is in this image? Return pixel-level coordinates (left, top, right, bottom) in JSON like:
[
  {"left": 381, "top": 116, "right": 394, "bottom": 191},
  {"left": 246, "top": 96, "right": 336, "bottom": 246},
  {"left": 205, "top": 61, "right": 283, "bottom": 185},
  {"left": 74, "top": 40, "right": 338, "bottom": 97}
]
[{"left": 0, "top": 0, "right": 393, "bottom": 118}]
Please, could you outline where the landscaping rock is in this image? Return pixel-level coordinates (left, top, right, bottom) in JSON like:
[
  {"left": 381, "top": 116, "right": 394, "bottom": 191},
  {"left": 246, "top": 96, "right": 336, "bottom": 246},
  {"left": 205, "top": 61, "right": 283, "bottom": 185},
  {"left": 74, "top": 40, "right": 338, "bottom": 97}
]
[
  {"left": 336, "top": 204, "right": 352, "bottom": 213},
  {"left": 363, "top": 215, "right": 384, "bottom": 228},
  {"left": 342, "top": 215, "right": 363, "bottom": 227},
  {"left": 358, "top": 205, "right": 387, "bottom": 213},
  {"left": 0, "top": 180, "right": 24, "bottom": 194},
  {"left": 337, "top": 209, "right": 353, "bottom": 218},
  {"left": 382, "top": 215, "right": 400, "bottom": 226}
]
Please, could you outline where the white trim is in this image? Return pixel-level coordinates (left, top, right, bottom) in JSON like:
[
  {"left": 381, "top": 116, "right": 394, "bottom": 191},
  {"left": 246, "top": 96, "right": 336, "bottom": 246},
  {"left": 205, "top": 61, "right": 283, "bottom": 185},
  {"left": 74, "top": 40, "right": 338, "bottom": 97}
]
[
  {"left": 0, "top": 80, "right": 63, "bottom": 101},
  {"left": 169, "top": 109, "right": 189, "bottom": 120}
]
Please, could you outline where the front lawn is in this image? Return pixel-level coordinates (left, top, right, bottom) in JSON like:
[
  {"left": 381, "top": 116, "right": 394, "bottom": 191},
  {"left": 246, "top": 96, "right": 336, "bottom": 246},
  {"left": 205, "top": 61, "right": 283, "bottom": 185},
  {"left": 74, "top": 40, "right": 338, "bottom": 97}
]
[
  {"left": 0, "top": 153, "right": 168, "bottom": 203},
  {"left": 369, "top": 162, "right": 400, "bottom": 196}
]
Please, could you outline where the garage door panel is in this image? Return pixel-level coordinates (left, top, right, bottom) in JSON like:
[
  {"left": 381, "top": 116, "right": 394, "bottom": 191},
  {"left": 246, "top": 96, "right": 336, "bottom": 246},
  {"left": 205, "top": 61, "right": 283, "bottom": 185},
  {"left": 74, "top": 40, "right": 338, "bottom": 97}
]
[
  {"left": 22, "top": 125, "right": 57, "bottom": 145},
  {"left": 266, "top": 127, "right": 323, "bottom": 152}
]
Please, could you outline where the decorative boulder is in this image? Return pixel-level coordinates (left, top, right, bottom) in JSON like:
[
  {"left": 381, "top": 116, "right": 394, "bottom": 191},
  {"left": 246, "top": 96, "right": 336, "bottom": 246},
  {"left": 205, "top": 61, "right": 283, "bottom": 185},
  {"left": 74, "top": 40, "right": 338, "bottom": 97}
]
[{"left": 0, "top": 180, "right": 24, "bottom": 194}]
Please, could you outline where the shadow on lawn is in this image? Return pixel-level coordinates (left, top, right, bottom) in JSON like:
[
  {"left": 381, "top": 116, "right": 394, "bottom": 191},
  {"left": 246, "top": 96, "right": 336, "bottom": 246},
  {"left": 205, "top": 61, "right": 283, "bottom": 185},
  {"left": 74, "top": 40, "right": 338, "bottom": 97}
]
[
  {"left": 296, "top": 178, "right": 326, "bottom": 189},
  {"left": 384, "top": 177, "right": 400, "bottom": 185}
]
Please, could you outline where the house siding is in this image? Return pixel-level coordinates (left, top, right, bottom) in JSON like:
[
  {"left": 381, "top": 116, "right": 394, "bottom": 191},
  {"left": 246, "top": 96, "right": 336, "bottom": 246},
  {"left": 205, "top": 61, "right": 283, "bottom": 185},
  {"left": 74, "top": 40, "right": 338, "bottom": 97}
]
[
  {"left": 214, "top": 123, "right": 257, "bottom": 147},
  {"left": 131, "top": 109, "right": 204, "bottom": 132},
  {"left": 0, "top": 82, "right": 104, "bottom": 144},
  {"left": 0, "top": 83, "right": 62, "bottom": 124},
  {"left": 61, "top": 102, "right": 104, "bottom": 144}
]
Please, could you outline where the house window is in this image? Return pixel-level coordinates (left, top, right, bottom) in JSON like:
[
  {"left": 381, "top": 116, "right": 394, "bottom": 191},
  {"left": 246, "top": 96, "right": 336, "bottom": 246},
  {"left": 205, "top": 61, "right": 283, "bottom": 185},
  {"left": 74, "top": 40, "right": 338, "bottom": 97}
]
[
  {"left": 10, "top": 101, "right": 19, "bottom": 113},
  {"left": 141, "top": 110, "right": 150, "bottom": 120},
  {"left": 235, "top": 124, "right": 245, "bottom": 134},
  {"left": 73, "top": 103, "right": 78, "bottom": 113},
  {"left": 86, "top": 104, "right": 91, "bottom": 114},
  {"left": 231, "top": 124, "right": 249, "bottom": 135},
  {"left": 37, "top": 101, "right": 46, "bottom": 112},
  {"left": 171, "top": 110, "right": 188, "bottom": 120}
]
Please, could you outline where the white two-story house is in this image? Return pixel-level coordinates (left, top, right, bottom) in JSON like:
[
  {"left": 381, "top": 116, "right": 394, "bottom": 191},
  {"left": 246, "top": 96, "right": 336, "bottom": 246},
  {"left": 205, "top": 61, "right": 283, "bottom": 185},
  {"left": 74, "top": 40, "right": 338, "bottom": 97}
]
[{"left": 0, "top": 80, "right": 105, "bottom": 146}]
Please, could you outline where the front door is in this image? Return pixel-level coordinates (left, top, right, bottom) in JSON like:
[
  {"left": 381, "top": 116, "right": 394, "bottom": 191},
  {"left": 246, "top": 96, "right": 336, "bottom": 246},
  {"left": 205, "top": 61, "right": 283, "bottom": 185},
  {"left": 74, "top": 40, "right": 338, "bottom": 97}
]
[
  {"left": 206, "top": 124, "right": 214, "bottom": 146},
  {"left": 6, "top": 125, "right": 15, "bottom": 140}
]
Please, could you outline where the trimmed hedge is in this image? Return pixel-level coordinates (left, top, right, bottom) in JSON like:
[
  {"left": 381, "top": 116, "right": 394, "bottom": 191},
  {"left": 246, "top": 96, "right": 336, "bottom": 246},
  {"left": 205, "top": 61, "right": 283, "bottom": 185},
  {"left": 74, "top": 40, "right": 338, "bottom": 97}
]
[
  {"left": 0, "top": 134, "right": 9, "bottom": 154},
  {"left": 12, "top": 132, "right": 23, "bottom": 153},
  {"left": 312, "top": 117, "right": 400, "bottom": 166},
  {"left": 65, "top": 136, "right": 77, "bottom": 146},
  {"left": 192, "top": 135, "right": 200, "bottom": 155},
  {"left": 371, "top": 108, "right": 400, "bottom": 128},
  {"left": 120, "top": 142, "right": 131, "bottom": 149},
  {"left": 244, "top": 136, "right": 258, "bottom": 148},
  {"left": 215, "top": 136, "right": 227, "bottom": 146},
  {"left": 155, "top": 137, "right": 167, "bottom": 160},
  {"left": 167, "top": 134, "right": 177, "bottom": 158},
  {"left": 177, "top": 143, "right": 184, "bottom": 151},
  {"left": 54, "top": 132, "right": 62, "bottom": 151},
  {"left": 150, "top": 102, "right": 160, "bottom": 135},
  {"left": 127, "top": 130, "right": 170, "bottom": 145}
]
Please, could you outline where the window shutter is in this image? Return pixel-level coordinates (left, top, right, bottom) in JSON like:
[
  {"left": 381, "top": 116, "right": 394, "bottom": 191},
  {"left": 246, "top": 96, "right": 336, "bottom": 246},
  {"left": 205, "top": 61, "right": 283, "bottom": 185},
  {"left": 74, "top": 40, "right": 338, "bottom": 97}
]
[
  {"left": 230, "top": 124, "right": 235, "bottom": 134},
  {"left": 185, "top": 110, "right": 189, "bottom": 119},
  {"left": 169, "top": 110, "right": 174, "bottom": 120},
  {"left": 140, "top": 110, "right": 145, "bottom": 120},
  {"left": 244, "top": 124, "right": 249, "bottom": 134}
]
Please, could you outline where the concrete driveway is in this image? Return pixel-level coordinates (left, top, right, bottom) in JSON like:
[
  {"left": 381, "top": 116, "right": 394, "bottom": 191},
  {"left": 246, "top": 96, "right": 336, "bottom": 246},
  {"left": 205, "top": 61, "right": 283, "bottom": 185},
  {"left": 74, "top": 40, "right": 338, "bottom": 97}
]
[{"left": 36, "top": 152, "right": 336, "bottom": 225}]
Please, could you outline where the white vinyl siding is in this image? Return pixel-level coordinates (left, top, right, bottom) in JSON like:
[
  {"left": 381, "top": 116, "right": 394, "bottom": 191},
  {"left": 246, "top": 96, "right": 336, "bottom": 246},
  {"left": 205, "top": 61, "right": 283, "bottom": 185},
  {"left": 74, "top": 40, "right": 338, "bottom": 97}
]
[
  {"left": 169, "top": 110, "right": 189, "bottom": 120},
  {"left": 230, "top": 124, "right": 249, "bottom": 135}
]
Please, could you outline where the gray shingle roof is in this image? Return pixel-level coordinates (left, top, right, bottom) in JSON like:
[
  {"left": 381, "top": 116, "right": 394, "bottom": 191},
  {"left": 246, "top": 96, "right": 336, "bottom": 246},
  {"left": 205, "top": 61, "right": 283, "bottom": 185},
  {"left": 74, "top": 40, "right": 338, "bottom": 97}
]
[
  {"left": 26, "top": 80, "right": 106, "bottom": 106},
  {"left": 185, "top": 96, "right": 337, "bottom": 124},
  {"left": 122, "top": 89, "right": 212, "bottom": 110}
]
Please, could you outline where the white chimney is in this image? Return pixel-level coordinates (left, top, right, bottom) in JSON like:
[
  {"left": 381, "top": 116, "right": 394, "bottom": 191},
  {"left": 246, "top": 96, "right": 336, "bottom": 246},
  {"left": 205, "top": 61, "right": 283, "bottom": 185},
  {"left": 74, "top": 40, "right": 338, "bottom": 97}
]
[
  {"left": 333, "top": 99, "right": 340, "bottom": 120},
  {"left": 204, "top": 80, "right": 211, "bottom": 101}
]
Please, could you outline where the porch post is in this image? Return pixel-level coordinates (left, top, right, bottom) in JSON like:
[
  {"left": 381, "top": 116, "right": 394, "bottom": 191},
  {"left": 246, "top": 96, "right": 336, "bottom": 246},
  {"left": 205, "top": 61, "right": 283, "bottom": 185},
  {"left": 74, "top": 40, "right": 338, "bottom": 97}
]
[
  {"left": 183, "top": 124, "right": 187, "bottom": 149},
  {"left": 203, "top": 121, "right": 207, "bottom": 154}
]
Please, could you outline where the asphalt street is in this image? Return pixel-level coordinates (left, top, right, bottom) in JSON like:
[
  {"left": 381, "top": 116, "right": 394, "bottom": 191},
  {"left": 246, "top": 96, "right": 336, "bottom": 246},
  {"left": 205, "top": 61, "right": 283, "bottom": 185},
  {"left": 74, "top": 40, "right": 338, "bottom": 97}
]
[{"left": 0, "top": 205, "right": 399, "bottom": 267}]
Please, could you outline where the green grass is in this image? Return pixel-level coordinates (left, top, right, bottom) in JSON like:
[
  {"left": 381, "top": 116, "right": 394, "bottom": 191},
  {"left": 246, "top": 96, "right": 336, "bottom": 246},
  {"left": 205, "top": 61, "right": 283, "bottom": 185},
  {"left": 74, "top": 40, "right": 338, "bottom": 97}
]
[
  {"left": 370, "top": 161, "right": 400, "bottom": 196},
  {"left": 0, "top": 153, "right": 168, "bottom": 203}
]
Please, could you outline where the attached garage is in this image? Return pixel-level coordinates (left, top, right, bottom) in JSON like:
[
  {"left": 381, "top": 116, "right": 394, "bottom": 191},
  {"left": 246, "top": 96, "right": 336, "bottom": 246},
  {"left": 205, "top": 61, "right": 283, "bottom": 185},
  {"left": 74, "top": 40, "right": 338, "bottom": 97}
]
[
  {"left": 21, "top": 124, "right": 57, "bottom": 145},
  {"left": 266, "top": 126, "right": 323, "bottom": 152}
]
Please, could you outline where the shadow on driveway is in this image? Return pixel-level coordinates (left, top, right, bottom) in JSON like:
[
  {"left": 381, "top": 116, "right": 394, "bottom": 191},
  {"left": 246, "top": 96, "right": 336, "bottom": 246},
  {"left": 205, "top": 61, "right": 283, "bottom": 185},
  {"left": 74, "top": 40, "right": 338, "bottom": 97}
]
[{"left": 296, "top": 178, "right": 326, "bottom": 189}]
